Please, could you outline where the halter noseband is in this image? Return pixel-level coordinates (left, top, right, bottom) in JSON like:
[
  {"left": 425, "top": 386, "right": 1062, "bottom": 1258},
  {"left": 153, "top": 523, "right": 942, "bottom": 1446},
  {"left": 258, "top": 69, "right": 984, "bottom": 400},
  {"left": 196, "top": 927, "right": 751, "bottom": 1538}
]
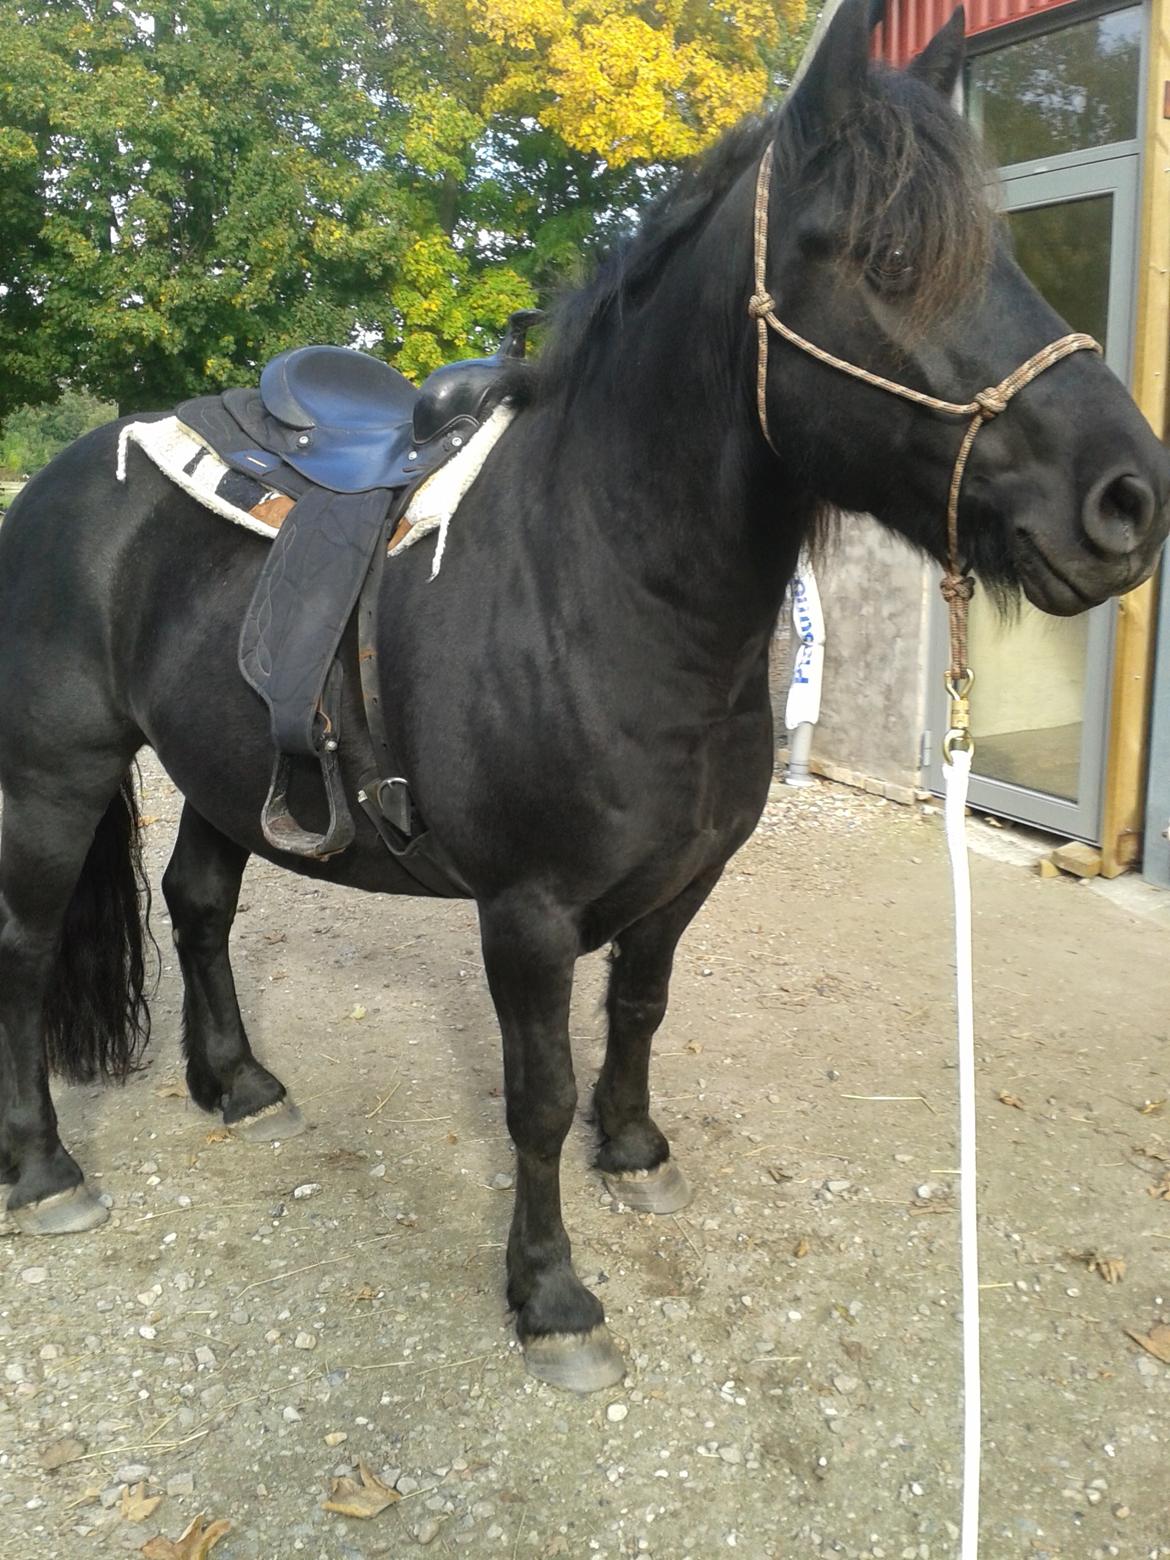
[{"left": 748, "top": 141, "right": 1101, "bottom": 731}]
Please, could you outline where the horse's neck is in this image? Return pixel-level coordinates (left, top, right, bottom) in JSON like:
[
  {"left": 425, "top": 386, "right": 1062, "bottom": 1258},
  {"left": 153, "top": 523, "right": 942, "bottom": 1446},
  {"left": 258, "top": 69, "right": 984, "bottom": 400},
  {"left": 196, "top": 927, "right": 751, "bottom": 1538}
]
[{"left": 538, "top": 179, "right": 808, "bottom": 668}]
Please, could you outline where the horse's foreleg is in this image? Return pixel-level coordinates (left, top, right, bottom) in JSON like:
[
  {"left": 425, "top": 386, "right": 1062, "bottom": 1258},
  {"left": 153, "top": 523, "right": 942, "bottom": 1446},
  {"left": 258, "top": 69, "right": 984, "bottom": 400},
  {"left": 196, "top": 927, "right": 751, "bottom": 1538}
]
[
  {"left": 593, "top": 869, "right": 721, "bottom": 1214},
  {"left": 162, "top": 804, "right": 303, "bottom": 1141},
  {"left": 480, "top": 895, "right": 624, "bottom": 1394},
  {"left": 0, "top": 781, "right": 128, "bottom": 1234}
]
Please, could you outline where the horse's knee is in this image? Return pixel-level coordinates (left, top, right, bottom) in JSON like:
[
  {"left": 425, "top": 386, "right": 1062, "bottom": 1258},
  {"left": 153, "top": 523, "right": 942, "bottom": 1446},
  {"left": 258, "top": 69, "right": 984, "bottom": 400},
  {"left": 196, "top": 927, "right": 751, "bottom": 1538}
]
[
  {"left": 507, "top": 1079, "right": 577, "bottom": 1155},
  {"left": 162, "top": 864, "right": 232, "bottom": 951}
]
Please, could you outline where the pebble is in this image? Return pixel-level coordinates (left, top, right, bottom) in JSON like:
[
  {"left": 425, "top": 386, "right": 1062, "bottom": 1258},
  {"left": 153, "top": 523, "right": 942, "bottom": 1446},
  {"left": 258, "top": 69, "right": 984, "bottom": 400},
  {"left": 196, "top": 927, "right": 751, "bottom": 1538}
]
[
  {"left": 114, "top": 1463, "right": 151, "bottom": 1484},
  {"left": 292, "top": 1183, "right": 322, "bottom": 1199},
  {"left": 139, "top": 1326, "right": 157, "bottom": 1341},
  {"left": 826, "top": 1180, "right": 851, "bottom": 1194},
  {"left": 194, "top": 1346, "right": 216, "bottom": 1369},
  {"left": 294, "top": 1332, "right": 317, "bottom": 1351},
  {"left": 833, "top": 1375, "right": 859, "bottom": 1395},
  {"left": 324, "top": 1431, "right": 348, "bottom": 1446},
  {"left": 606, "top": 1403, "right": 628, "bottom": 1423},
  {"left": 416, "top": 1517, "right": 443, "bottom": 1545},
  {"left": 20, "top": 1268, "right": 47, "bottom": 1286},
  {"left": 282, "top": 1407, "right": 301, "bottom": 1423},
  {"left": 718, "top": 1445, "right": 743, "bottom": 1464},
  {"left": 166, "top": 1473, "right": 195, "bottom": 1496},
  {"left": 370, "top": 1164, "right": 387, "bottom": 1179},
  {"left": 490, "top": 1171, "right": 515, "bottom": 1191}
]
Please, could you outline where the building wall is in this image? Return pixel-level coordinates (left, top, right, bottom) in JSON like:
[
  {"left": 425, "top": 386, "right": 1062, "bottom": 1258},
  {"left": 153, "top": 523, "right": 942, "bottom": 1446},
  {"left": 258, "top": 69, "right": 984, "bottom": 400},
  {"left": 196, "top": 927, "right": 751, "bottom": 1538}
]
[
  {"left": 805, "top": 518, "right": 932, "bottom": 797},
  {"left": 875, "top": 0, "right": 1079, "bottom": 64}
]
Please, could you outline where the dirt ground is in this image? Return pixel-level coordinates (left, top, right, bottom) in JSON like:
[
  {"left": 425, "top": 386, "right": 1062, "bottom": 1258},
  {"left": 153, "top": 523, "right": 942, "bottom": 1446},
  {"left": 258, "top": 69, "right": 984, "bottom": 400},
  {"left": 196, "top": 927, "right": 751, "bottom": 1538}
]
[{"left": 1, "top": 757, "right": 1168, "bottom": 1560}]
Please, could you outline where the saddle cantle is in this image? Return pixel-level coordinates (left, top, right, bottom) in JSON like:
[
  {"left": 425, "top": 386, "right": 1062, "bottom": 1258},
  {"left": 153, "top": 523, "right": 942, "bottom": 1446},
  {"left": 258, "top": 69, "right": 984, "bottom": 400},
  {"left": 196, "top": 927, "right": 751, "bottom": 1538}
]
[{"left": 173, "top": 311, "right": 540, "bottom": 883}]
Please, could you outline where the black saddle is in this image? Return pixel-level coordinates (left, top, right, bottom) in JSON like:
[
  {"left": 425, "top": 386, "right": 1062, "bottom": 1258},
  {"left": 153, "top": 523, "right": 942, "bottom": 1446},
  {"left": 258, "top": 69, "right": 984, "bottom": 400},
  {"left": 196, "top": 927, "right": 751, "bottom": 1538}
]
[{"left": 175, "top": 310, "right": 540, "bottom": 882}]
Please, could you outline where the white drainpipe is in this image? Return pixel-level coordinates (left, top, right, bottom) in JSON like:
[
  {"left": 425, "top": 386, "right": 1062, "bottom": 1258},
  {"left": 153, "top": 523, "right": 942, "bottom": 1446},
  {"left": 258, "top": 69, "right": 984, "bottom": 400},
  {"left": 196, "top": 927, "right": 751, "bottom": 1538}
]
[{"left": 784, "top": 551, "right": 825, "bottom": 787}]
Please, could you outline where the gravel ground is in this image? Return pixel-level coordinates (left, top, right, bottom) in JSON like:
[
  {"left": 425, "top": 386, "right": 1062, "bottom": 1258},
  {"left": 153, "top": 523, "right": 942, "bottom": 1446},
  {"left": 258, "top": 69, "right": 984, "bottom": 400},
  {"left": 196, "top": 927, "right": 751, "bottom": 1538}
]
[{"left": 1, "top": 759, "right": 1168, "bottom": 1560}]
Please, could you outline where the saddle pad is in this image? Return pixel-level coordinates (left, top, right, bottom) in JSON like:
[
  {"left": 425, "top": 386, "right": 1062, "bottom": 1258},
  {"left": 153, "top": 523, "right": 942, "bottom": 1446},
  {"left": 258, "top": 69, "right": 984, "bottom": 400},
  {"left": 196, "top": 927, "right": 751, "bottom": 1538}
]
[{"left": 116, "top": 404, "right": 515, "bottom": 577}]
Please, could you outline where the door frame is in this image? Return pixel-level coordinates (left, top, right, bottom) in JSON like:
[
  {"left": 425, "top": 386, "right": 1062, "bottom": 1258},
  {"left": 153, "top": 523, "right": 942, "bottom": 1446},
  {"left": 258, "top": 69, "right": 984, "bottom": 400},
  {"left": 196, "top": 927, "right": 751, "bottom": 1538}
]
[{"left": 924, "top": 152, "right": 1140, "bottom": 840}]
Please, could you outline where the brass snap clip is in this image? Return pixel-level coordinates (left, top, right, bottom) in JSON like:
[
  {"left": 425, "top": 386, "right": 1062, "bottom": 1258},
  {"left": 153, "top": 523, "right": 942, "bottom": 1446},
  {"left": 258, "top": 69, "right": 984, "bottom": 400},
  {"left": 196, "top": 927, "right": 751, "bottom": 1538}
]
[{"left": 942, "top": 669, "right": 974, "bottom": 764}]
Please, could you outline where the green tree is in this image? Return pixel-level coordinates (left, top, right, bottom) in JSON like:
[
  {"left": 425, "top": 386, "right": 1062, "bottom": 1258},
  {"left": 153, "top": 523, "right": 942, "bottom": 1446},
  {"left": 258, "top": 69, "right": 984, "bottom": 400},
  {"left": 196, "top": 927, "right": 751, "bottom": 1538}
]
[
  {"left": 0, "top": 388, "right": 114, "bottom": 475},
  {"left": 0, "top": 0, "right": 817, "bottom": 418}
]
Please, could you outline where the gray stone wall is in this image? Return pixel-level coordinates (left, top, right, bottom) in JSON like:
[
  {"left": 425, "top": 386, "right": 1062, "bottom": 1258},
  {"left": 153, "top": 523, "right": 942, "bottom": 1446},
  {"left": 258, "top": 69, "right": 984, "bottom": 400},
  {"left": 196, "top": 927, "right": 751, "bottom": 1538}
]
[{"left": 775, "top": 518, "right": 931, "bottom": 800}]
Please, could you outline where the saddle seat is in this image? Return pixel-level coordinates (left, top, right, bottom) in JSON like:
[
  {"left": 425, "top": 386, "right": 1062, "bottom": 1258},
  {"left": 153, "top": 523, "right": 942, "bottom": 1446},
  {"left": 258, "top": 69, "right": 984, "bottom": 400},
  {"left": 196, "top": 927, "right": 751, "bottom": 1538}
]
[{"left": 230, "top": 309, "right": 543, "bottom": 495}]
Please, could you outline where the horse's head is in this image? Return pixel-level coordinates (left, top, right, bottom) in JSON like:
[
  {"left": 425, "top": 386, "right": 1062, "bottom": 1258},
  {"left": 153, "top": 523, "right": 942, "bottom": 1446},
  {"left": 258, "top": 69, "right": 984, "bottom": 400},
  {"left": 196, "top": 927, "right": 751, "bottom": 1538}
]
[{"left": 759, "top": 0, "right": 1169, "bottom": 614}]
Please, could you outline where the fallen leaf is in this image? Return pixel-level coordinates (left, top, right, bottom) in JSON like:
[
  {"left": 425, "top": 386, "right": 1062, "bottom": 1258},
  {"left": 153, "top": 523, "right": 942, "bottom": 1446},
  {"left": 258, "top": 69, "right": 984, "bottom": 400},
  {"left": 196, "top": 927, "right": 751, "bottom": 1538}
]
[
  {"left": 139, "top": 814, "right": 162, "bottom": 827},
  {"left": 544, "top": 1538, "right": 570, "bottom": 1558},
  {"left": 997, "top": 1091, "right": 1025, "bottom": 1110},
  {"left": 793, "top": 1236, "right": 811, "bottom": 1258},
  {"left": 767, "top": 1166, "right": 795, "bottom": 1183},
  {"left": 39, "top": 1436, "right": 86, "bottom": 1470},
  {"left": 1135, "top": 1143, "right": 1169, "bottom": 1162},
  {"left": 203, "top": 1129, "right": 230, "bottom": 1146},
  {"left": 262, "top": 931, "right": 287, "bottom": 945},
  {"left": 446, "top": 1132, "right": 458, "bottom": 1145},
  {"left": 321, "top": 1459, "right": 401, "bottom": 1519},
  {"left": 1146, "top": 1173, "right": 1170, "bottom": 1201},
  {"left": 685, "top": 1041, "right": 703, "bottom": 1055},
  {"left": 120, "top": 1482, "right": 163, "bottom": 1522},
  {"left": 1125, "top": 1323, "right": 1170, "bottom": 1365},
  {"left": 140, "top": 1513, "right": 232, "bottom": 1559},
  {"left": 352, "top": 1284, "right": 378, "bottom": 1303},
  {"left": 1088, "top": 1255, "right": 1126, "bottom": 1284},
  {"left": 155, "top": 1083, "right": 188, "bottom": 1100},
  {"left": 349, "top": 1004, "right": 367, "bottom": 1021},
  {"left": 1138, "top": 1099, "right": 1166, "bottom": 1116}
]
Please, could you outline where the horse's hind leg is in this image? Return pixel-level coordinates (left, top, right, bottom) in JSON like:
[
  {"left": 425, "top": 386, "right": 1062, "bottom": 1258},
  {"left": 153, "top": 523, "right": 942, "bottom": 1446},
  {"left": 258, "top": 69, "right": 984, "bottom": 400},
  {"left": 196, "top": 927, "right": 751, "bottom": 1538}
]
[
  {"left": 0, "top": 770, "right": 136, "bottom": 1234},
  {"left": 162, "top": 804, "right": 303, "bottom": 1141},
  {"left": 593, "top": 870, "right": 721, "bottom": 1215},
  {"left": 480, "top": 894, "right": 624, "bottom": 1394}
]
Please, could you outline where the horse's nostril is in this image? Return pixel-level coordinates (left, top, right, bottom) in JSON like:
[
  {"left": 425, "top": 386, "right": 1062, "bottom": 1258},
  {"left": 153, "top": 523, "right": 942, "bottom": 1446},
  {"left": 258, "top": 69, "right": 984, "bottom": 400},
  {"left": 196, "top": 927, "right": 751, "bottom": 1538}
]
[{"left": 1083, "top": 470, "right": 1156, "bottom": 556}]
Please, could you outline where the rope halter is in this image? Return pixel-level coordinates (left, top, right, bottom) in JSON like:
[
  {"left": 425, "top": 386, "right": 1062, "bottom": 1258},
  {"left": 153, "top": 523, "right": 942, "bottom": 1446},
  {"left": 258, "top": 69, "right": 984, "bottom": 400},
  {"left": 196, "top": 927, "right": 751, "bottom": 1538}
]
[{"left": 748, "top": 140, "right": 1101, "bottom": 745}]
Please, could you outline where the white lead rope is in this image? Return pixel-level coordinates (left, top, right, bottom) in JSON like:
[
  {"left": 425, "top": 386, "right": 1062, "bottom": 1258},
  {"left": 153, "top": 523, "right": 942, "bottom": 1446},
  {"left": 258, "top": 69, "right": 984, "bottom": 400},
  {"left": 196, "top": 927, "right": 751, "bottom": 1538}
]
[{"left": 943, "top": 746, "right": 980, "bottom": 1557}]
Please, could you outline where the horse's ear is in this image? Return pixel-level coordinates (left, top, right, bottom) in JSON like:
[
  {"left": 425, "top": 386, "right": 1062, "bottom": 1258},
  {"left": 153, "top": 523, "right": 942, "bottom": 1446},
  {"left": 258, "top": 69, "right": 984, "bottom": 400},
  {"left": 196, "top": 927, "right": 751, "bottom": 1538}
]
[
  {"left": 908, "top": 6, "right": 966, "bottom": 98},
  {"left": 790, "top": 0, "right": 880, "bottom": 130}
]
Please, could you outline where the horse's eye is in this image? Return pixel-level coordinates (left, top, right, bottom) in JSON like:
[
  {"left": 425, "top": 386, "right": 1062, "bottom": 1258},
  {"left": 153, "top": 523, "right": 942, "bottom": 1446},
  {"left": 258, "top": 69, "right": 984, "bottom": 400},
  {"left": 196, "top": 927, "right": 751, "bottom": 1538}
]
[{"left": 867, "top": 245, "right": 915, "bottom": 291}]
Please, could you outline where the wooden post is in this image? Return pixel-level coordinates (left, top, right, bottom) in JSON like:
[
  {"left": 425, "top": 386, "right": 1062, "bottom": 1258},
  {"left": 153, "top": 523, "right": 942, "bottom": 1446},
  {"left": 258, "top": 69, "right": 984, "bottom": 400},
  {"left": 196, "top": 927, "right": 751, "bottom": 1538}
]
[{"left": 1100, "top": 0, "right": 1170, "bottom": 877}]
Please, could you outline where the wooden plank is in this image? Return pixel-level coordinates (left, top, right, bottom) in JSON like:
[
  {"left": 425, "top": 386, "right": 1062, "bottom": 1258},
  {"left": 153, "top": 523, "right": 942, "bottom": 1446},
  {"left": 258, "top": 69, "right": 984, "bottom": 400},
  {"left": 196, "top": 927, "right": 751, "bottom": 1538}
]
[{"left": 1100, "top": 0, "right": 1170, "bottom": 877}]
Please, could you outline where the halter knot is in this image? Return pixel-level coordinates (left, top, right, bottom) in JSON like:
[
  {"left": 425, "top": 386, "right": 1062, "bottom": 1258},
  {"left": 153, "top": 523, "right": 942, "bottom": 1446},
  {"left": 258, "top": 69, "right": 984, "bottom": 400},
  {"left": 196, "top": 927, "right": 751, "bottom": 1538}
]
[
  {"left": 748, "top": 291, "right": 775, "bottom": 320},
  {"left": 974, "top": 387, "right": 1008, "bottom": 418},
  {"left": 940, "top": 573, "right": 975, "bottom": 604}
]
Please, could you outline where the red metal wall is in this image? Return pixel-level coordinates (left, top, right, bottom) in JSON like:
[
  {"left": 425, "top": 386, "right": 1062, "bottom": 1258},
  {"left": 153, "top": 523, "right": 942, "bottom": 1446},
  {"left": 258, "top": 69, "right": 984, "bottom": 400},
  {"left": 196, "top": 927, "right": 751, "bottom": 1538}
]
[{"left": 876, "top": 0, "right": 1081, "bottom": 65}]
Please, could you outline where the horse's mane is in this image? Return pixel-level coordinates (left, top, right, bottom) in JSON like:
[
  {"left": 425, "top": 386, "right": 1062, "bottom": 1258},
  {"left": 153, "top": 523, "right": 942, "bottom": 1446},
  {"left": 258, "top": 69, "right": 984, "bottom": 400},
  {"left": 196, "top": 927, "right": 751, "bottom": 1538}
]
[{"left": 518, "top": 60, "right": 993, "bottom": 402}]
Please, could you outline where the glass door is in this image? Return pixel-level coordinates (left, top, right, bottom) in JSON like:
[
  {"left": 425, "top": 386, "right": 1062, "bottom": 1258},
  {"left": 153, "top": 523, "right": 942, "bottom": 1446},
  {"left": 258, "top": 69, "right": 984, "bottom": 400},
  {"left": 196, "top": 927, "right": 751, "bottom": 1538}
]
[{"left": 926, "top": 7, "right": 1144, "bottom": 841}]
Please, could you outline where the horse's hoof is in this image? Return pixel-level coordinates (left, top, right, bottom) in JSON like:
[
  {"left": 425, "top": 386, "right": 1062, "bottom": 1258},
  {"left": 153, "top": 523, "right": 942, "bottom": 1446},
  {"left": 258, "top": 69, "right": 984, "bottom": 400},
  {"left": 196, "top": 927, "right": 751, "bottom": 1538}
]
[
  {"left": 6, "top": 1182, "right": 109, "bottom": 1236},
  {"left": 230, "top": 1099, "right": 305, "bottom": 1143},
  {"left": 603, "top": 1160, "right": 692, "bottom": 1214},
  {"left": 523, "top": 1326, "right": 626, "bottom": 1394}
]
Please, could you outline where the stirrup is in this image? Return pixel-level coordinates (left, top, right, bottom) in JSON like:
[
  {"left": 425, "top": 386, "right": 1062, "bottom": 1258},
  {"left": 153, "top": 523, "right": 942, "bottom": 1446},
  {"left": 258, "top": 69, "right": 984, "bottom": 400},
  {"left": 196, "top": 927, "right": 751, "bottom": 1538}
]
[{"left": 260, "top": 747, "right": 355, "bottom": 859}]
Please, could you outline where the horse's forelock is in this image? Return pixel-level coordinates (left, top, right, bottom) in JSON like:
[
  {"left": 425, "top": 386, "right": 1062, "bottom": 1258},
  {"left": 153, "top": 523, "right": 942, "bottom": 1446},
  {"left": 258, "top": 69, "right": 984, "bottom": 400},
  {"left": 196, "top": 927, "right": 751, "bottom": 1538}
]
[{"left": 778, "top": 64, "right": 995, "bottom": 330}]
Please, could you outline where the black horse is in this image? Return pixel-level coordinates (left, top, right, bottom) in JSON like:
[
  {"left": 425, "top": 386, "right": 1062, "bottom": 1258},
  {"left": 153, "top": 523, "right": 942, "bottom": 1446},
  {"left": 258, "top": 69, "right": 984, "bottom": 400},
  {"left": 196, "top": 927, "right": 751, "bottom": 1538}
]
[{"left": 1, "top": 0, "right": 1166, "bottom": 1391}]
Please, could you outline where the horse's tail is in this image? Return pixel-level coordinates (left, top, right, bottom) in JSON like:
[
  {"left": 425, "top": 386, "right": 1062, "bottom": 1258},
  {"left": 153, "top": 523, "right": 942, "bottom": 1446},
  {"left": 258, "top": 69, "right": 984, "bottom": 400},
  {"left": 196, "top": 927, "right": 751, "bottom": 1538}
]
[{"left": 43, "top": 770, "right": 155, "bottom": 1083}]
